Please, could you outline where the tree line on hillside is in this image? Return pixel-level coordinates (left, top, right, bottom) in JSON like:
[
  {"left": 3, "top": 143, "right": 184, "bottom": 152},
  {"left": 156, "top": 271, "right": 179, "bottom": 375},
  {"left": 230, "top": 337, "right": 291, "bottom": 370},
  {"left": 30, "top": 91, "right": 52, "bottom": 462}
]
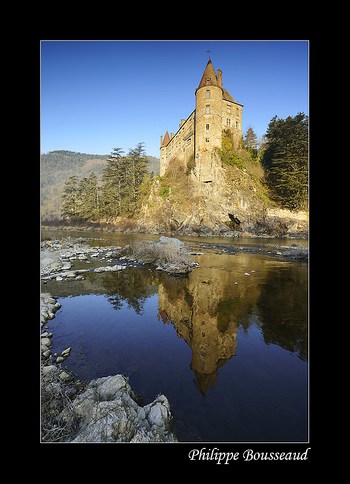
[
  {"left": 60, "top": 113, "right": 308, "bottom": 223},
  {"left": 61, "top": 142, "right": 152, "bottom": 222}
]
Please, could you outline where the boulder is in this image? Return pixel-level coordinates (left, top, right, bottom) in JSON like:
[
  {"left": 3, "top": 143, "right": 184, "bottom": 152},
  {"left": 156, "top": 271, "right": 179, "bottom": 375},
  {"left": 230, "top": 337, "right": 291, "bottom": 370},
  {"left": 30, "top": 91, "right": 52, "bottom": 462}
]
[
  {"left": 61, "top": 347, "right": 71, "bottom": 357},
  {"left": 41, "top": 337, "right": 52, "bottom": 348},
  {"left": 93, "top": 265, "right": 126, "bottom": 273},
  {"left": 158, "top": 236, "right": 185, "bottom": 248},
  {"left": 59, "top": 371, "right": 70, "bottom": 381},
  {"left": 42, "top": 365, "right": 57, "bottom": 376},
  {"left": 61, "top": 374, "right": 177, "bottom": 443}
]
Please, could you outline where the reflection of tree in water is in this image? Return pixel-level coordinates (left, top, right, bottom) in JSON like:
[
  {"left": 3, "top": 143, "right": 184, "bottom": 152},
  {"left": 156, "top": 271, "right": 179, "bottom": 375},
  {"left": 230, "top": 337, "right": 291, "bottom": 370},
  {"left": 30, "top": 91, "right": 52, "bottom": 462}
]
[
  {"left": 100, "top": 268, "right": 157, "bottom": 314},
  {"left": 256, "top": 263, "right": 308, "bottom": 361}
]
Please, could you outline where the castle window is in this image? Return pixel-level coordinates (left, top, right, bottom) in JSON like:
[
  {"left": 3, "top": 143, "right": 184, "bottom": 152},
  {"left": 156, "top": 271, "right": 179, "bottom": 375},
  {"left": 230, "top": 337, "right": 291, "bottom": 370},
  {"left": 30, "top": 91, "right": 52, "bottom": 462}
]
[
  {"left": 236, "top": 121, "right": 239, "bottom": 129},
  {"left": 206, "top": 138, "right": 210, "bottom": 142},
  {"left": 226, "top": 118, "right": 231, "bottom": 127},
  {"left": 206, "top": 78, "right": 211, "bottom": 85},
  {"left": 206, "top": 90, "right": 210, "bottom": 99},
  {"left": 206, "top": 124, "right": 209, "bottom": 130},
  {"left": 236, "top": 107, "right": 239, "bottom": 116},
  {"left": 227, "top": 105, "right": 231, "bottom": 113},
  {"left": 205, "top": 105, "right": 210, "bottom": 114}
]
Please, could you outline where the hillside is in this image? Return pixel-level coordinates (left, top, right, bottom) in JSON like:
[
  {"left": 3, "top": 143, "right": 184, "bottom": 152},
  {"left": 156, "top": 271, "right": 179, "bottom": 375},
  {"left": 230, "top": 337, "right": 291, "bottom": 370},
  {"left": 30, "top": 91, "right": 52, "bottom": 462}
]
[
  {"left": 40, "top": 149, "right": 308, "bottom": 238},
  {"left": 40, "top": 150, "right": 160, "bottom": 220},
  {"left": 137, "top": 150, "right": 308, "bottom": 238}
]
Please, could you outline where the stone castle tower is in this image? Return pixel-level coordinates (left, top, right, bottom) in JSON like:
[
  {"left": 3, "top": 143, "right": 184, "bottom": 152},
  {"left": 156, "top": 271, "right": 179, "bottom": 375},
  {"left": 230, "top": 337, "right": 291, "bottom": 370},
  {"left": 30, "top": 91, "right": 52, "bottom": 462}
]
[{"left": 160, "top": 59, "right": 243, "bottom": 182}]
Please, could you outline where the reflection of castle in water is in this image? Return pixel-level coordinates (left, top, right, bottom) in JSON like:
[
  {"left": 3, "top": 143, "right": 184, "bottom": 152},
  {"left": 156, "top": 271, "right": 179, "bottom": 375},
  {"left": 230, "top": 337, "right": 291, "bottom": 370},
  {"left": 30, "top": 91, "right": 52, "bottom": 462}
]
[
  {"left": 157, "top": 264, "right": 246, "bottom": 395},
  {"left": 157, "top": 252, "right": 308, "bottom": 394}
]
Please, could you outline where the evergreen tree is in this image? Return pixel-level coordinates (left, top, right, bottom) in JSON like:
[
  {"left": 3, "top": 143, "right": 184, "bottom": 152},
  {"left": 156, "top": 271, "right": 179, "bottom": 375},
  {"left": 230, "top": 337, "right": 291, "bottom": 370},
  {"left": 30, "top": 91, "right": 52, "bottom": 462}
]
[
  {"left": 100, "top": 143, "right": 149, "bottom": 218},
  {"left": 261, "top": 113, "right": 308, "bottom": 210},
  {"left": 61, "top": 176, "right": 81, "bottom": 220},
  {"left": 78, "top": 173, "right": 100, "bottom": 220},
  {"left": 127, "top": 142, "right": 148, "bottom": 212},
  {"left": 243, "top": 127, "right": 258, "bottom": 159},
  {"left": 101, "top": 147, "right": 124, "bottom": 218}
]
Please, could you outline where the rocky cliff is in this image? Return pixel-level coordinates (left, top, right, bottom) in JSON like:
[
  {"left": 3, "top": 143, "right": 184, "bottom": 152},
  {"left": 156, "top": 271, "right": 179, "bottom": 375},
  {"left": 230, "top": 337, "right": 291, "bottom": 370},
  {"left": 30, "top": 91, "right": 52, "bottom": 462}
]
[{"left": 136, "top": 152, "right": 308, "bottom": 238}]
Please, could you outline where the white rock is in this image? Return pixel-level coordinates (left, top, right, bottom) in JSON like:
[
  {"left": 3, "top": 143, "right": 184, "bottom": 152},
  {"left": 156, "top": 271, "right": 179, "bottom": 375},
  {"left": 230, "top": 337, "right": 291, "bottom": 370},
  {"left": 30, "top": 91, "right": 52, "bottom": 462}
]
[
  {"left": 244, "top": 272, "right": 250, "bottom": 276},
  {"left": 158, "top": 236, "right": 185, "bottom": 248},
  {"left": 59, "top": 371, "right": 70, "bottom": 381},
  {"left": 42, "top": 350, "right": 51, "bottom": 358},
  {"left": 56, "top": 356, "right": 65, "bottom": 363},
  {"left": 65, "top": 271, "right": 77, "bottom": 278},
  {"left": 41, "top": 337, "right": 52, "bottom": 347},
  {"left": 147, "top": 403, "right": 166, "bottom": 427},
  {"left": 42, "top": 365, "right": 57, "bottom": 375},
  {"left": 94, "top": 375, "right": 127, "bottom": 400},
  {"left": 94, "top": 265, "right": 126, "bottom": 273},
  {"left": 61, "top": 347, "right": 71, "bottom": 356},
  {"left": 67, "top": 375, "right": 177, "bottom": 443}
]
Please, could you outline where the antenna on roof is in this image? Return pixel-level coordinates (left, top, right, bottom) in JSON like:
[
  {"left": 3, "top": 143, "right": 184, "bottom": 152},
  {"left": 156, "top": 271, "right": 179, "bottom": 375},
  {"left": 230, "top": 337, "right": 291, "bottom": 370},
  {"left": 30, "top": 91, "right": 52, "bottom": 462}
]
[{"left": 206, "top": 49, "right": 212, "bottom": 60}]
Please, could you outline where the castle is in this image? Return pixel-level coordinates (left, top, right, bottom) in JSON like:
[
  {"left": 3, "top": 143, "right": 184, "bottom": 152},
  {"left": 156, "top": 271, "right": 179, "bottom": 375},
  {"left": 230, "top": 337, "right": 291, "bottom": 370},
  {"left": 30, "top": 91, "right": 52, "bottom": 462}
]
[{"left": 160, "top": 59, "right": 243, "bottom": 182}]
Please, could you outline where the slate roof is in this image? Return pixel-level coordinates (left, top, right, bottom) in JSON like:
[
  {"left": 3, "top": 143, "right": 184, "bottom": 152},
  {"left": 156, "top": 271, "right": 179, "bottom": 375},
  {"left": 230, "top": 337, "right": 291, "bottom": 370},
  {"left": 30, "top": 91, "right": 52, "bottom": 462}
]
[{"left": 197, "top": 59, "right": 241, "bottom": 105}]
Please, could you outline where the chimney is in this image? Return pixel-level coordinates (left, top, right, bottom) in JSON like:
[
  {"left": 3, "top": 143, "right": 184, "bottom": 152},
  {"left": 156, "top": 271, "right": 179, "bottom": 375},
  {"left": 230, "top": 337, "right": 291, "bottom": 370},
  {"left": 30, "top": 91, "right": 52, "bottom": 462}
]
[
  {"left": 179, "top": 119, "right": 186, "bottom": 127},
  {"left": 217, "top": 69, "right": 222, "bottom": 87},
  {"left": 170, "top": 132, "right": 174, "bottom": 139},
  {"left": 160, "top": 135, "right": 163, "bottom": 146}
]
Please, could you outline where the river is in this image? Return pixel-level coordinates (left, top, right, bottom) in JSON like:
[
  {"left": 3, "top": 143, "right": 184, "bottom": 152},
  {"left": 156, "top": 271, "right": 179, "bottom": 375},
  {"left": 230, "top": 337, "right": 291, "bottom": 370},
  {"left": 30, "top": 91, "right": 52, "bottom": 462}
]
[{"left": 41, "top": 229, "right": 308, "bottom": 442}]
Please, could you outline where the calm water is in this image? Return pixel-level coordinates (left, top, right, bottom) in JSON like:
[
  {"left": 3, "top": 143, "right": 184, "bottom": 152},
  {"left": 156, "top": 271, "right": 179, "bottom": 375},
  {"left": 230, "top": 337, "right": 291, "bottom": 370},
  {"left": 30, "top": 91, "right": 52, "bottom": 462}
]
[{"left": 42, "top": 231, "right": 308, "bottom": 442}]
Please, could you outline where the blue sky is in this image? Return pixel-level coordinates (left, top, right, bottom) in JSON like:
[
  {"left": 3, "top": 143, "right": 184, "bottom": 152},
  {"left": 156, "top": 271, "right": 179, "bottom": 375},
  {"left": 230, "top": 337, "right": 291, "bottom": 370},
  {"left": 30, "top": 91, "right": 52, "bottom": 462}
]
[{"left": 41, "top": 40, "right": 308, "bottom": 158}]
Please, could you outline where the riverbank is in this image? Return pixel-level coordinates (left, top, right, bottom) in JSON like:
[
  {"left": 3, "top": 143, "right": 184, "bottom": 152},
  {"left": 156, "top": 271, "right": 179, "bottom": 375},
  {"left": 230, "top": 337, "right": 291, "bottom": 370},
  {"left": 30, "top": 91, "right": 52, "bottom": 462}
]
[
  {"left": 41, "top": 211, "right": 309, "bottom": 239},
  {"left": 40, "top": 236, "right": 197, "bottom": 442},
  {"left": 40, "top": 233, "right": 308, "bottom": 442},
  {"left": 41, "top": 292, "right": 177, "bottom": 442}
]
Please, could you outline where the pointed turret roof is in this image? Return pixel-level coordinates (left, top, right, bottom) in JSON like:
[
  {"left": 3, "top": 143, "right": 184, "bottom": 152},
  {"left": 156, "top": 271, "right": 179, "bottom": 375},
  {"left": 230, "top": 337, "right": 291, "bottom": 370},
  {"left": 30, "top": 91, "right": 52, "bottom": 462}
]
[
  {"left": 196, "top": 59, "right": 241, "bottom": 105},
  {"left": 197, "top": 59, "right": 219, "bottom": 89},
  {"left": 161, "top": 131, "right": 171, "bottom": 147}
]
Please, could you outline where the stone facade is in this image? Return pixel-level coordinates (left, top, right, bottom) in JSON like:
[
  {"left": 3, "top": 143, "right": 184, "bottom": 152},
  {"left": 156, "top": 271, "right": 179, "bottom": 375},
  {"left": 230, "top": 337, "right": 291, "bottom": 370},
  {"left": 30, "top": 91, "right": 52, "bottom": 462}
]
[{"left": 160, "top": 59, "right": 243, "bottom": 181}]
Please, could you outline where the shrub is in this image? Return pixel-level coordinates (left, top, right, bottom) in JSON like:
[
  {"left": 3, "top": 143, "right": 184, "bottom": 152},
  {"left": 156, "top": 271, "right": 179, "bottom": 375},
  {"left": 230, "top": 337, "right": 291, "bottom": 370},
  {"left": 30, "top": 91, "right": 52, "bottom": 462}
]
[
  {"left": 186, "top": 154, "right": 196, "bottom": 175},
  {"left": 133, "top": 238, "right": 195, "bottom": 274},
  {"left": 159, "top": 185, "right": 170, "bottom": 199},
  {"left": 219, "top": 131, "right": 245, "bottom": 169},
  {"left": 41, "top": 365, "right": 85, "bottom": 442}
]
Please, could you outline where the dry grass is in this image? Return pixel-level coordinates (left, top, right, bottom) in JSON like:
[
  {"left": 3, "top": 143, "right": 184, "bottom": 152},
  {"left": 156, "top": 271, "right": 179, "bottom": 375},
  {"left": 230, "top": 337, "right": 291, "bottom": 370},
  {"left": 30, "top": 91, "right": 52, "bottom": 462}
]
[
  {"left": 41, "top": 366, "right": 85, "bottom": 442},
  {"left": 134, "top": 241, "right": 190, "bottom": 266}
]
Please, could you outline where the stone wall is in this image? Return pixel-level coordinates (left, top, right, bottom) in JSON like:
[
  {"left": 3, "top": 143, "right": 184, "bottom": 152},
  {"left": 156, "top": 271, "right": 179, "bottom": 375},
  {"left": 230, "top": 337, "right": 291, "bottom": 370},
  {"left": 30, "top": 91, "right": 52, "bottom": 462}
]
[
  {"left": 160, "top": 111, "right": 195, "bottom": 176},
  {"left": 221, "top": 100, "right": 242, "bottom": 148},
  {"left": 194, "top": 84, "right": 223, "bottom": 182}
]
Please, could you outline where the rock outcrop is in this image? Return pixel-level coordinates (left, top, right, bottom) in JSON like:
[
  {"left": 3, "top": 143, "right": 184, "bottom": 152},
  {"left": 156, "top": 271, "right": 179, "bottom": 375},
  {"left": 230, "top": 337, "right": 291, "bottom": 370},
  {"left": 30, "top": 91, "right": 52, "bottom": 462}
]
[
  {"left": 40, "top": 291, "right": 177, "bottom": 443},
  {"left": 62, "top": 375, "right": 176, "bottom": 443},
  {"left": 136, "top": 152, "right": 308, "bottom": 238},
  {"left": 133, "top": 236, "right": 199, "bottom": 275}
]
